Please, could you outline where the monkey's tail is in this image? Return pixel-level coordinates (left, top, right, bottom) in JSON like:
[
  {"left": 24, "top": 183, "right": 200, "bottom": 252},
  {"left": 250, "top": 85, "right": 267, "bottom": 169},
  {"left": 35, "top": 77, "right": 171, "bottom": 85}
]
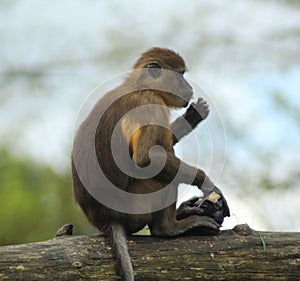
[{"left": 109, "top": 223, "right": 134, "bottom": 281}]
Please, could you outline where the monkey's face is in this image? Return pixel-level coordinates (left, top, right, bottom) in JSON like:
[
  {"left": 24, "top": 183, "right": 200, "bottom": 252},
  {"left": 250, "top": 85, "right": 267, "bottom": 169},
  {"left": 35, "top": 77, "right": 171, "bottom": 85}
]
[
  {"left": 138, "top": 61, "right": 194, "bottom": 108},
  {"left": 160, "top": 71, "right": 193, "bottom": 108}
]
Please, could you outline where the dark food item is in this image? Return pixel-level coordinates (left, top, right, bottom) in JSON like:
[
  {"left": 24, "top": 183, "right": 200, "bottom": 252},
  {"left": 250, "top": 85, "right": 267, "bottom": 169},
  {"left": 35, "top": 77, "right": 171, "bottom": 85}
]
[
  {"left": 194, "top": 196, "right": 226, "bottom": 225},
  {"left": 176, "top": 191, "right": 229, "bottom": 235}
]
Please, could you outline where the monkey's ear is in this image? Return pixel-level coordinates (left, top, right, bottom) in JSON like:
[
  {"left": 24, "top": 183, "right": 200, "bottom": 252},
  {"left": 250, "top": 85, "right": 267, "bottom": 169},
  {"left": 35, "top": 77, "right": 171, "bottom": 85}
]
[{"left": 147, "top": 62, "right": 162, "bottom": 79}]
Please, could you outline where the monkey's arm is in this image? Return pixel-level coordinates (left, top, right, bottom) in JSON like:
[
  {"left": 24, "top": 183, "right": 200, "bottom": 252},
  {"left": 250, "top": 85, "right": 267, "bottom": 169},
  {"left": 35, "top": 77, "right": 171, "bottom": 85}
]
[
  {"left": 123, "top": 102, "right": 229, "bottom": 217},
  {"left": 171, "top": 98, "right": 209, "bottom": 145},
  {"left": 133, "top": 124, "right": 220, "bottom": 198},
  {"left": 136, "top": 141, "right": 229, "bottom": 217}
]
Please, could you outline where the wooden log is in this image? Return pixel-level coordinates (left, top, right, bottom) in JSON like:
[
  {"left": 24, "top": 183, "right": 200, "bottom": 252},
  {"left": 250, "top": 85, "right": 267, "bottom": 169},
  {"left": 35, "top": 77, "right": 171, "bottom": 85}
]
[{"left": 0, "top": 224, "right": 299, "bottom": 281}]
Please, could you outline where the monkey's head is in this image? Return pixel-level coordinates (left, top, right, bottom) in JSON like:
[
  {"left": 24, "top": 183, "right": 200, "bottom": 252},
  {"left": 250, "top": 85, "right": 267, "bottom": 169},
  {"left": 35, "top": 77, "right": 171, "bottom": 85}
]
[{"left": 132, "top": 47, "right": 194, "bottom": 108}]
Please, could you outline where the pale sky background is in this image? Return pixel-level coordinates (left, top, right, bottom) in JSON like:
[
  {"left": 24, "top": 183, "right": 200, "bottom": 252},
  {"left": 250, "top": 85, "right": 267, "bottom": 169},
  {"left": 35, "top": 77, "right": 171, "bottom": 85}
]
[{"left": 1, "top": 0, "right": 300, "bottom": 231}]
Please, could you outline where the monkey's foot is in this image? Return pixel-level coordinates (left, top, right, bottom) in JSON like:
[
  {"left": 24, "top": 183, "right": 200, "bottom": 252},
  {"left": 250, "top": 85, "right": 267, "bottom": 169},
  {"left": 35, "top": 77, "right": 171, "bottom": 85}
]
[{"left": 176, "top": 197, "right": 205, "bottom": 220}]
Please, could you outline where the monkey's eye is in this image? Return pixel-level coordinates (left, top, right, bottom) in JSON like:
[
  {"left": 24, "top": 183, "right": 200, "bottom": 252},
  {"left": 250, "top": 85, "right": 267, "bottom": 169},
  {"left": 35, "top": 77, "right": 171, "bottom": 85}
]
[{"left": 147, "top": 62, "right": 162, "bottom": 79}]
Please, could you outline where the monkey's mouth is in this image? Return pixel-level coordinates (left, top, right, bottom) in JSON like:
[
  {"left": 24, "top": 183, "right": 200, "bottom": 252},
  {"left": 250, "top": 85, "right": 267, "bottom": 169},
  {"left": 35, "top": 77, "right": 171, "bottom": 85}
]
[
  {"left": 183, "top": 100, "right": 189, "bottom": 107},
  {"left": 183, "top": 94, "right": 193, "bottom": 106}
]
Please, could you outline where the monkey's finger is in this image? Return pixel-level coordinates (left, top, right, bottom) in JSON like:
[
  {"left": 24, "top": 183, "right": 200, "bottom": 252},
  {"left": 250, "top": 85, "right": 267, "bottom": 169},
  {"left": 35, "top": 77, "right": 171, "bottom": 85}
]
[
  {"left": 221, "top": 198, "right": 230, "bottom": 217},
  {"left": 187, "top": 98, "right": 208, "bottom": 113},
  {"left": 196, "top": 97, "right": 205, "bottom": 103},
  {"left": 199, "top": 103, "right": 209, "bottom": 111},
  {"left": 177, "top": 197, "right": 200, "bottom": 209},
  {"left": 196, "top": 97, "right": 208, "bottom": 105},
  {"left": 193, "top": 99, "right": 209, "bottom": 111},
  {"left": 192, "top": 98, "right": 207, "bottom": 106},
  {"left": 176, "top": 205, "right": 206, "bottom": 220}
]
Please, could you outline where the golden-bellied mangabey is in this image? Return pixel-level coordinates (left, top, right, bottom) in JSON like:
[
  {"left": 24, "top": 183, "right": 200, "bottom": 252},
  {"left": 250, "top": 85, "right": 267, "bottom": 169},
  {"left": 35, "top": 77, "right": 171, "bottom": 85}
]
[{"left": 72, "top": 47, "right": 229, "bottom": 281}]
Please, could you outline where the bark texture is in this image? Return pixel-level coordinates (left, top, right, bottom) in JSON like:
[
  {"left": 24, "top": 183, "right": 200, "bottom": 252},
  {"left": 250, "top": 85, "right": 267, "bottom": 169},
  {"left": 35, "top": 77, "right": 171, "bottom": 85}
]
[{"left": 0, "top": 224, "right": 299, "bottom": 281}]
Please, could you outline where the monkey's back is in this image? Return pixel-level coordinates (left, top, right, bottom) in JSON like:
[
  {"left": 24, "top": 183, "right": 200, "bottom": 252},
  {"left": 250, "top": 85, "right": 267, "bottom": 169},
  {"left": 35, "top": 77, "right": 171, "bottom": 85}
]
[{"left": 72, "top": 85, "right": 171, "bottom": 232}]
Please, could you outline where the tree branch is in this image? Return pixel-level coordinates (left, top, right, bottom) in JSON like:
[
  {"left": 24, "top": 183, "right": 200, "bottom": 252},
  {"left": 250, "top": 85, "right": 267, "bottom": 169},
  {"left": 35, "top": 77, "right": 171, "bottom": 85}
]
[{"left": 0, "top": 224, "right": 299, "bottom": 280}]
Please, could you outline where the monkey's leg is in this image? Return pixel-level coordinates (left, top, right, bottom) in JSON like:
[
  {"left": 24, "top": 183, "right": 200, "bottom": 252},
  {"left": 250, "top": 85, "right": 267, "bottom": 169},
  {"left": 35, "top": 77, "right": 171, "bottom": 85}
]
[
  {"left": 176, "top": 197, "right": 205, "bottom": 220},
  {"left": 150, "top": 151, "right": 229, "bottom": 217},
  {"left": 171, "top": 98, "right": 209, "bottom": 144},
  {"left": 134, "top": 127, "right": 229, "bottom": 215},
  {"left": 149, "top": 204, "right": 219, "bottom": 237}
]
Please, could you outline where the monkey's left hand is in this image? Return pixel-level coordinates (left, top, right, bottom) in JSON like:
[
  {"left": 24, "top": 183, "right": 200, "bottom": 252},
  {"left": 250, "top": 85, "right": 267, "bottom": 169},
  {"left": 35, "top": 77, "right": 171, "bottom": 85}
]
[{"left": 177, "top": 186, "right": 230, "bottom": 226}]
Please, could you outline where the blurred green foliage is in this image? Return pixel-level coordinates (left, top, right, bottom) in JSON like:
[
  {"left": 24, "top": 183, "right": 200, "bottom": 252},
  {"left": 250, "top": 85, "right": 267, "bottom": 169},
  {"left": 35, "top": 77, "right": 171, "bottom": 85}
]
[{"left": 0, "top": 148, "right": 93, "bottom": 246}]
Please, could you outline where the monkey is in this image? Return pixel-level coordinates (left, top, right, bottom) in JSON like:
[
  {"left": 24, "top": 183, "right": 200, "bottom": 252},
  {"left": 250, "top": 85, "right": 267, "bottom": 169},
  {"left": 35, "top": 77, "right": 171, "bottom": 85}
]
[{"left": 72, "top": 47, "right": 229, "bottom": 281}]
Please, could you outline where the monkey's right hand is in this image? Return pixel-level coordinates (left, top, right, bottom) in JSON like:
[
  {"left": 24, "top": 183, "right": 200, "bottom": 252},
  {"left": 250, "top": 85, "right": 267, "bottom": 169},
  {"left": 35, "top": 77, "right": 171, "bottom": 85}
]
[
  {"left": 196, "top": 176, "right": 230, "bottom": 219},
  {"left": 184, "top": 98, "right": 209, "bottom": 126},
  {"left": 197, "top": 185, "right": 230, "bottom": 225},
  {"left": 211, "top": 186, "right": 230, "bottom": 219}
]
